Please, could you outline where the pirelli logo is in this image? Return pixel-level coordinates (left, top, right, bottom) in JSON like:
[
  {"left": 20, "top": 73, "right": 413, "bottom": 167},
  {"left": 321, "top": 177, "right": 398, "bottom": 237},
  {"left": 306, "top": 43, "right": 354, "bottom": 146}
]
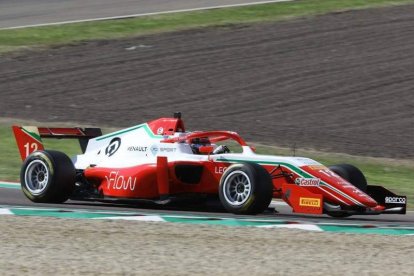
[{"left": 299, "top": 197, "right": 321, "bottom": 208}]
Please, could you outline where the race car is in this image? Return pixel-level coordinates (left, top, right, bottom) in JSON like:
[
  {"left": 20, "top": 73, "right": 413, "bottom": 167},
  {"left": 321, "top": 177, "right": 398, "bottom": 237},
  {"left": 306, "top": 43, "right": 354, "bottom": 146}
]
[{"left": 12, "top": 113, "right": 407, "bottom": 217}]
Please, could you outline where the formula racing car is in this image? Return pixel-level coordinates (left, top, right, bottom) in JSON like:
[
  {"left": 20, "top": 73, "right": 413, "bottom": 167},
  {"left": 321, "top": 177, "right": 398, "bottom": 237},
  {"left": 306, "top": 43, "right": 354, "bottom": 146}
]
[{"left": 12, "top": 113, "right": 407, "bottom": 217}]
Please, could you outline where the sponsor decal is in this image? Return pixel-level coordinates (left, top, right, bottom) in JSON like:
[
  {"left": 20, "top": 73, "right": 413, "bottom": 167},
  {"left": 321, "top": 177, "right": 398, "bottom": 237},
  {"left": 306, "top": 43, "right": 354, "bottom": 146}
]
[
  {"left": 159, "top": 147, "right": 176, "bottom": 153},
  {"left": 318, "top": 168, "right": 371, "bottom": 200},
  {"left": 157, "top": 127, "right": 164, "bottom": 135},
  {"left": 149, "top": 145, "right": 176, "bottom": 155},
  {"left": 308, "top": 165, "right": 327, "bottom": 170},
  {"left": 294, "top": 158, "right": 321, "bottom": 165},
  {"left": 318, "top": 168, "right": 340, "bottom": 179},
  {"left": 150, "top": 145, "right": 158, "bottom": 156},
  {"left": 295, "top": 178, "right": 320, "bottom": 187},
  {"left": 105, "top": 171, "right": 137, "bottom": 191},
  {"left": 385, "top": 197, "right": 406, "bottom": 204},
  {"left": 215, "top": 166, "right": 227, "bottom": 174},
  {"left": 341, "top": 183, "right": 372, "bottom": 199},
  {"left": 105, "top": 137, "right": 121, "bottom": 157},
  {"left": 23, "top": 142, "right": 39, "bottom": 158},
  {"left": 127, "top": 146, "right": 147, "bottom": 152},
  {"left": 299, "top": 197, "right": 321, "bottom": 208}
]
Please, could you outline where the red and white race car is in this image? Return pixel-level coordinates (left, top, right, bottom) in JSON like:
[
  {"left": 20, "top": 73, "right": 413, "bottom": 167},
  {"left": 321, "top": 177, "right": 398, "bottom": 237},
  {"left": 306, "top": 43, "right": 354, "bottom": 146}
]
[{"left": 13, "top": 113, "right": 406, "bottom": 217}]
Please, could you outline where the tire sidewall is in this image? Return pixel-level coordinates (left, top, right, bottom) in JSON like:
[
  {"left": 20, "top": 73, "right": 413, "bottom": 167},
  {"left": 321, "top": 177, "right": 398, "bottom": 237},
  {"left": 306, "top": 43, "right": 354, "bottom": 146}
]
[
  {"left": 21, "top": 151, "right": 56, "bottom": 202},
  {"left": 20, "top": 150, "right": 75, "bottom": 203},
  {"left": 219, "top": 164, "right": 256, "bottom": 212},
  {"left": 219, "top": 162, "right": 273, "bottom": 215}
]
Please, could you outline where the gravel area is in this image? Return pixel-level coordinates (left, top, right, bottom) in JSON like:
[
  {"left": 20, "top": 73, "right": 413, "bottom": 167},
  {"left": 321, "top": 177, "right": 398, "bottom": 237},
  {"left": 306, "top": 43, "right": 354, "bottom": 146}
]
[{"left": 0, "top": 216, "right": 413, "bottom": 275}]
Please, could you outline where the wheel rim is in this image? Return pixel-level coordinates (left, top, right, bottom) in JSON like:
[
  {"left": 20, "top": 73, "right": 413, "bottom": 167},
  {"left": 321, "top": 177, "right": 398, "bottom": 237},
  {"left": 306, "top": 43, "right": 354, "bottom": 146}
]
[
  {"left": 24, "top": 160, "right": 49, "bottom": 195},
  {"left": 223, "top": 170, "right": 252, "bottom": 206}
]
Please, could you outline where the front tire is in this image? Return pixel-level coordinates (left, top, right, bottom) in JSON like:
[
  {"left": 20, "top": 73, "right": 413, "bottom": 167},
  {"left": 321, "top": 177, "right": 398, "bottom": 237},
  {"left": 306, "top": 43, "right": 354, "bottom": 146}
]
[
  {"left": 219, "top": 163, "right": 273, "bottom": 215},
  {"left": 21, "top": 150, "right": 75, "bottom": 203},
  {"left": 326, "top": 164, "right": 368, "bottom": 218},
  {"left": 329, "top": 164, "right": 367, "bottom": 192}
]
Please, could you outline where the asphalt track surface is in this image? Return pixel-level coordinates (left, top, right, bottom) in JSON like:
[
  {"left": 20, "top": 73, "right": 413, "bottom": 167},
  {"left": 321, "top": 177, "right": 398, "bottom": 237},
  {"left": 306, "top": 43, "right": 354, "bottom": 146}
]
[
  {"left": 1, "top": 186, "right": 413, "bottom": 226},
  {"left": 1, "top": 5, "right": 414, "bottom": 158},
  {"left": 0, "top": 0, "right": 290, "bottom": 29}
]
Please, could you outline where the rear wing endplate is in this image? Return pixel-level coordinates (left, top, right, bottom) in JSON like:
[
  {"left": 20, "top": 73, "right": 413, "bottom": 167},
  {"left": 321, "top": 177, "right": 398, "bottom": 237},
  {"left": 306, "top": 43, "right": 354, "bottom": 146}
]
[{"left": 12, "top": 126, "right": 102, "bottom": 161}]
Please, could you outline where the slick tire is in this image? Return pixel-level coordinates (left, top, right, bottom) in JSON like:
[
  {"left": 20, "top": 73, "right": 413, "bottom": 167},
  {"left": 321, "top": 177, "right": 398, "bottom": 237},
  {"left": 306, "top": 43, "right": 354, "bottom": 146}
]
[
  {"left": 326, "top": 164, "right": 367, "bottom": 218},
  {"left": 219, "top": 162, "right": 273, "bottom": 215},
  {"left": 20, "top": 150, "right": 76, "bottom": 203},
  {"left": 329, "top": 164, "right": 367, "bottom": 192}
]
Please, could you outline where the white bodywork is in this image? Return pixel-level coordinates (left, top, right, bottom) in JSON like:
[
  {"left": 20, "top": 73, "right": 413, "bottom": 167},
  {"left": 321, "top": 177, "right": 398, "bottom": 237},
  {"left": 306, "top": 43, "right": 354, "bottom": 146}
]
[{"left": 73, "top": 123, "right": 323, "bottom": 171}]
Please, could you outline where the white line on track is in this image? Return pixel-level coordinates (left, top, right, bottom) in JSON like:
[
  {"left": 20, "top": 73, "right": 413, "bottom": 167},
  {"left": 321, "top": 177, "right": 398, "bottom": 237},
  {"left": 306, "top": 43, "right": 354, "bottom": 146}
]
[
  {"left": 0, "top": 181, "right": 19, "bottom": 186},
  {"left": 0, "top": 0, "right": 293, "bottom": 30},
  {"left": 93, "top": 215, "right": 165, "bottom": 221},
  {"left": 259, "top": 224, "right": 323, "bottom": 231},
  {"left": 0, "top": 208, "right": 13, "bottom": 215}
]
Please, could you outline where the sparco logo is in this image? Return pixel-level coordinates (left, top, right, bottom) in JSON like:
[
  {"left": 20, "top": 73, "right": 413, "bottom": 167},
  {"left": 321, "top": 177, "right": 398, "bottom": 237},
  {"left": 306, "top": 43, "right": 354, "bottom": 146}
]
[
  {"left": 385, "top": 197, "right": 406, "bottom": 204},
  {"left": 295, "top": 178, "right": 320, "bottom": 187}
]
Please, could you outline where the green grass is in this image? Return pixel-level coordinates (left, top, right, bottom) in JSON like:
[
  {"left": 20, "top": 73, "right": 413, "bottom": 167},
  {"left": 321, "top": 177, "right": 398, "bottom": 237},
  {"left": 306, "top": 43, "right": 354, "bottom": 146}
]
[
  {"left": 0, "top": 126, "right": 82, "bottom": 181},
  {"left": 1, "top": 0, "right": 414, "bottom": 53},
  {"left": 1, "top": 125, "right": 412, "bottom": 209}
]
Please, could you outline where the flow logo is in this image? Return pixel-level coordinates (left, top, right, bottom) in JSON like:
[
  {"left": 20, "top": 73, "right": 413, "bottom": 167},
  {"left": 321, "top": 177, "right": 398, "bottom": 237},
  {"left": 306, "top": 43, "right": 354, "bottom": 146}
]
[{"left": 105, "top": 137, "right": 121, "bottom": 157}]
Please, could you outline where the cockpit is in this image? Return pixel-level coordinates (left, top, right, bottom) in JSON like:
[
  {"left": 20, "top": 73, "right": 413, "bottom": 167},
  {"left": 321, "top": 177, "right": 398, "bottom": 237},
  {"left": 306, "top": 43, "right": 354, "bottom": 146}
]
[
  {"left": 149, "top": 113, "right": 254, "bottom": 155},
  {"left": 189, "top": 137, "right": 231, "bottom": 155}
]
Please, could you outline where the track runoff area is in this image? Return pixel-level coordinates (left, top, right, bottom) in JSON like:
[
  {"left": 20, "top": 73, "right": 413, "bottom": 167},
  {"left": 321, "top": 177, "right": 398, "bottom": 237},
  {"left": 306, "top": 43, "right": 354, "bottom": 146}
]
[
  {"left": 1, "top": 182, "right": 413, "bottom": 235},
  {"left": 0, "top": 0, "right": 293, "bottom": 30}
]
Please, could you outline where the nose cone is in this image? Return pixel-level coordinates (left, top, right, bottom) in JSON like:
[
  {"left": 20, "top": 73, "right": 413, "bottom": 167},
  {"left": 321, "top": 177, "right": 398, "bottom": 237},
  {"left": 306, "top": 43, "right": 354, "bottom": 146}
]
[
  {"left": 300, "top": 165, "right": 379, "bottom": 208},
  {"left": 348, "top": 188, "right": 378, "bottom": 207}
]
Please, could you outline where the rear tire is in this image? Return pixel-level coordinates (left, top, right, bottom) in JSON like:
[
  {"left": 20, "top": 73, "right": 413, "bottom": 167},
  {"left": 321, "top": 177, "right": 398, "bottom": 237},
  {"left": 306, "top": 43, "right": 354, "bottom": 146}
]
[
  {"left": 219, "top": 162, "right": 273, "bottom": 215},
  {"left": 21, "top": 150, "right": 75, "bottom": 203}
]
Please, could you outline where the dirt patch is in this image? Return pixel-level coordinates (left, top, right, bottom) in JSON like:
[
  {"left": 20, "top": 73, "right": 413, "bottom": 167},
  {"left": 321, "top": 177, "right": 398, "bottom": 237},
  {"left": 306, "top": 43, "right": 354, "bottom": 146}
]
[
  {"left": 1, "top": 5, "right": 413, "bottom": 158},
  {"left": 0, "top": 215, "right": 412, "bottom": 275}
]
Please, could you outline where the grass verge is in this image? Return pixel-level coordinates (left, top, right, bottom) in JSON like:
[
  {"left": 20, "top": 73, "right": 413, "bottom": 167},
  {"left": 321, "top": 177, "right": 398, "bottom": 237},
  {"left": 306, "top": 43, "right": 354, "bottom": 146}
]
[
  {"left": 1, "top": 124, "right": 412, "bottom": 209},
  {"left": 1, "top": 0, "right": 414, "bottom": 53},
  {"left": 0, "top": 125, "right": 82, "bottom": 182}
]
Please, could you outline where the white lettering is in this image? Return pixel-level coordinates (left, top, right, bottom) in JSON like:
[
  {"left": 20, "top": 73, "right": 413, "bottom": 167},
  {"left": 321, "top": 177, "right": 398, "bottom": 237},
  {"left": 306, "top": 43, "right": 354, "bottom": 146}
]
[
  {"left": 160, "top": 147, "right": 176, "bottom": 153},
  {"left": 385, "top": 197, "right": 406, "bottom": 204},
  {"left": 318, "top": 169, "right": 338, "bottom": 178},
  {"left": 127, "top": 146, "right": 147, "bottom": 152},
  {"left": 24, "top": 142, "right": 38, "bottom": 158},
  {"left": 125, "top": 176, "right": 137, "bottom": 190},
  {"left": 215, "top": 166, "right": 227, "bottom": 174},
  {"left": 295, "top": 178, "right": 320, "bottom": 186},
  {"left": 116, "top": 175, "right": 124, "bottom": 189},
  {"left": 105, "top": 171, "right": 137, "bottom": 191},
  {"left": 340, "top": 184, "right": 372, "bottom": 198},
  {"left": 106, "top": 171, "right": 118, "bottom": 189}
]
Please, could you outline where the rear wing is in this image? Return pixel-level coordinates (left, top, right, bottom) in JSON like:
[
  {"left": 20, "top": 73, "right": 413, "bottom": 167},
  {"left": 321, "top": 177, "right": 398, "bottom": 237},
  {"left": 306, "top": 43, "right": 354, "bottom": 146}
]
[{"left": 12, "top": 126, "right": 102, "bottom": 161}]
